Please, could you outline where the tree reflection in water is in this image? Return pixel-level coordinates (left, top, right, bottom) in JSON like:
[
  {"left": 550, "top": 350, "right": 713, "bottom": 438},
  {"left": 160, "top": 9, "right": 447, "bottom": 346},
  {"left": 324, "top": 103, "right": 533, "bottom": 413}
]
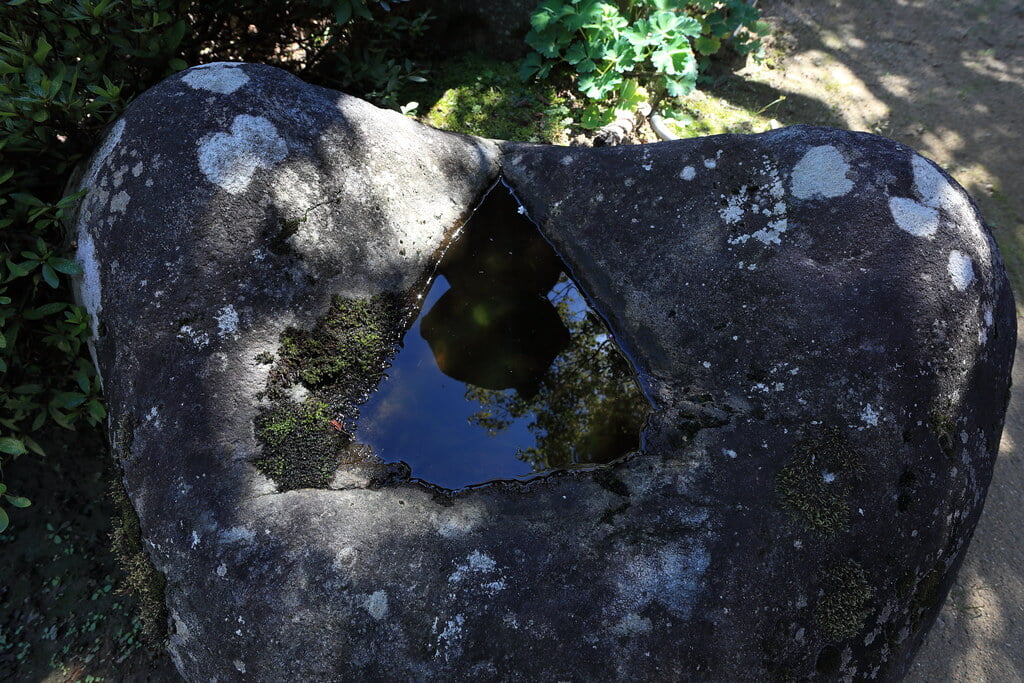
[
  {"left": 356, "top": 183, "right": 648, "bottom": 487},
  {"left": 464, "top": 274, "right": 649, "bottom": 471}
]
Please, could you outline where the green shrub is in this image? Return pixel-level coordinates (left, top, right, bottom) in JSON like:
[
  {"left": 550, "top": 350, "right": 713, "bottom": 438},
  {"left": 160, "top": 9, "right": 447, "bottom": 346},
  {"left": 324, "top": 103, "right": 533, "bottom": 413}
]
[
  {"left": 0, "top": 0, "right": 432, "bottom": 532},
  {"left": 520, "top": 0, "right": 769, "bottom": 128},
  {"left": 0, "top": 0, "right": 185, "bottom": 531}
]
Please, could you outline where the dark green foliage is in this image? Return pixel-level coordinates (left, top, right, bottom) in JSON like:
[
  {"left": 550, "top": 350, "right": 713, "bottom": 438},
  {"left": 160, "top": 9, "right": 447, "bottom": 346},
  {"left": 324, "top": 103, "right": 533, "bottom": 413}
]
[
  {"left": 185, "top": 0, "right": 433, "bottom": 107},
  {"left": 0, "top": 0, "right": 432, "bottom": 526},
  {"left": 814, "top": 560, "right": 872, "bottom": 641},
  {"left": 254, "top": 399, "right": 346, "bottom": 490},
  {"left": 521, "top": 0, "right": 770, "bottom": 127},
  {"left": 775, "top": 428, "right": 864, "bottom": 535},
  {"left": 0, "top": 0, "right": 182, "bottom": 527}
]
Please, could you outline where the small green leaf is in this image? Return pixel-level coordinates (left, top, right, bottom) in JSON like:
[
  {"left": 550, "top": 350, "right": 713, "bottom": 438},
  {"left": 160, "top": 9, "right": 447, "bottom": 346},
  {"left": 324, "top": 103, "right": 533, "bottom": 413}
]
[
  {"left": 4, "top": 495, "right": 30, "bottom": 508},
  {"left": 0, "top": 437, "right": 27, "bottom": 455},
  {"left": 565, "top": 41, "right": 587, "bottom": 65},
  {"left": 48, "top": 258, "right": 81, "bottom": 275},
  {"left": 24, "top": 302, "right": 66, "bottom": 320},
  {"left": 33, "top": 36, "right": 52, "bottom": 65},
  {"left": 23, "top": 435, "right": 44, "bottom": 456},
  {"left": 42, "top": 264, "right": 59, "bottom": 288},
  {"left": 334, "top": 3, "right": 352, "bottom": 25},
  {"left": 695, "top": 35, "right": 721, "bottom": 55},
  {"left": 0, "top": 507, "right": 8, "bottom": 534}
]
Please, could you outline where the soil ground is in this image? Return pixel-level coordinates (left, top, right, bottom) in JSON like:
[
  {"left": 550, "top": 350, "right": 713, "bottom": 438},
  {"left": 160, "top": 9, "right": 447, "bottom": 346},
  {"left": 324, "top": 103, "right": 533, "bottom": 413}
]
[{"left": 1, "top": 0, "right": 1020, "bottom": 680}]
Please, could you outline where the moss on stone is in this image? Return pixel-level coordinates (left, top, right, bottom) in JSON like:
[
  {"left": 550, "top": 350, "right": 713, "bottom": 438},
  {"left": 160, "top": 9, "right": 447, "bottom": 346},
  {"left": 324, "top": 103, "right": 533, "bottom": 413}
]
[
  {"left": 254, "top": 398, "right": 345, "bottom": 490},
  {"left": 814, "top": 560, "right": 872, "bottom": 641},
  {"left": 275, "top": 294, "right": 404, "bottom": 394},
  {"left": 909, "top": 563, "right": 945, "bottom": 633},
  {"left": 113, "top": 413, "right": 137, "bottom": 462},
  {"left": 775, "top": 428, "right": 864, "bottom": 535},
  {"left": 109, "top": 476, "right": 167, "bottom": 644},
  {"left": 928, "top": 407, "right": 956, "bottom": 458},
  {"left": 255, "top": 293, "right": 408, "bottom": 490}
]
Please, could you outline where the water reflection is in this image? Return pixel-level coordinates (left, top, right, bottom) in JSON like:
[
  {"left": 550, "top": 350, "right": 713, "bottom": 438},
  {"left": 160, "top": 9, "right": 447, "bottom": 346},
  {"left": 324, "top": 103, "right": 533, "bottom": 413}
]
[{"left": 355, "top": 184, "right": 648, "bottom": 489}]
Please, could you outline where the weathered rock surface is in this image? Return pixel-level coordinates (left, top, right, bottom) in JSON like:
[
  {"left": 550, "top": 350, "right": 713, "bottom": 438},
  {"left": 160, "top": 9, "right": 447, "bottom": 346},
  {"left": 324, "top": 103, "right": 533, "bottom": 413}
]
[{"left": 72, "top": 63, "right": 1014, "bottom": 681}]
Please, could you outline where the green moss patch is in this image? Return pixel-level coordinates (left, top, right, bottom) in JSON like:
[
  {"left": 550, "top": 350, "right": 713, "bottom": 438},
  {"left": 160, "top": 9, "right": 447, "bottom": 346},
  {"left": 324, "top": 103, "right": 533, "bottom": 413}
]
[
  {"left": 273, "top": 294, "right": 404, "bottom": 394},
  {"left": 255, "top": 293, "right": 409, "bottom": 490},
  {"left": 928, "top": 407, "right": 957, "bottom": 459},
  {"left": 254, "top": 399, "right": 345, "bottom": 491},
  {"left": 109, "top": 478, "right": 167, "bottom": 644},
  {"left": 775, "top": 428, "right": 864, "bottom": 535},
  {"left": 815, "top": 560, "right": 872, "bottom": 641},
  {"left": 410, "top": 56, "right": 572, "bottom": 143}
]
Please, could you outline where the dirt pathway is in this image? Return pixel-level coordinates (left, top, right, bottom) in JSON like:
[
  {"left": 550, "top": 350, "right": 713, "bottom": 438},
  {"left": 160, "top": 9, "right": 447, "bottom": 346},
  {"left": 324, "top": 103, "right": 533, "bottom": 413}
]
[{"left": 752, "top": 1, "right": 1024, "bottom": 679}]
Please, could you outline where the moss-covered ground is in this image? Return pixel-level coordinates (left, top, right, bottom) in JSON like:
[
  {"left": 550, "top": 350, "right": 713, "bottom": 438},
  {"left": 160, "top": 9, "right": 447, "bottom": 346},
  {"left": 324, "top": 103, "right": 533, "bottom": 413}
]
[{"left": 400, "top": 55, "right": 576, "bottom": 143}]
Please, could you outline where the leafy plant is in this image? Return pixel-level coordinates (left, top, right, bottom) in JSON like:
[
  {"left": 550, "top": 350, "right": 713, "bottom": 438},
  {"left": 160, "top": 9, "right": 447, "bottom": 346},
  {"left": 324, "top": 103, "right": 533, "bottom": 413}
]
[
  {"left": 0, "top": 481, "right": 30, "bottom": 533},
  {"left": 521, "top": 0, "right": 770, "bottom": 128}
]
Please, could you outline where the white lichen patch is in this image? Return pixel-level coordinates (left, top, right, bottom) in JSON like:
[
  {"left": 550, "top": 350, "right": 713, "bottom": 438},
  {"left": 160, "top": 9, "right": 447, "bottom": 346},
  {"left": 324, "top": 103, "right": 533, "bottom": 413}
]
[
  {"left": 81, "top": 118, "right": 126, "bottom": 190},
  {"left": 860, "top": 404, "right": 880, "bottom": 427},
  {"left": 790, "top": 145, "right": 854, "bottom": 199},
  {"left": 821, "top": 471, "right": 837, "bottom": 484},
  {"left": 218, "top": 526, "right": 255, "bottom": 544},
  {"left": 182, "top": 63, "right": 250, "bottom": 95},
  {"left": 449, "top": 550, "right": 497, "bottom": 584},
  {"left": 912, "top": 155, "right": 954, "bottom": 210},
  {"left": 610, "top": 613, "right": 652, "bottom": 636},
  {"left": 215, "top": 304, "right": 240, "bottom": 338},
  {"left": 615, "top": 544, "right": 709, "bottom": 620},
  {"left": 432, "top": 614, "right": 465, "bottom": 662},
  {"left": 947, "top": 250, "right": 975, "bottom": 291},
  {"left": 177, "top": 324, "right": 210, "bottom": 349},
  {"left": 680, "top": 165, "right": 696, "bottom": 181},
  {"left": 751, "top": 218, "right": 789, "bottom": 245},
  {"left": 109, "top": 190, "right": 130, "bottom": 214},
  {"left": 197, "top": 114, "right": 287, "bottom": 195},
  {"left": 76, "top": 230, "right": 103, "bottom": 339},
  {"left": 724, "top": 158, "right": 791, "bottom": 248},
  {"left": 889, "top": 196, "right": 939, "bottom": 237},
  {"left": 362, "top": 590, "right": 389, "bottom": 621},
  {"left": 721, "top": 187, "right": 748, "bottom": 225}
]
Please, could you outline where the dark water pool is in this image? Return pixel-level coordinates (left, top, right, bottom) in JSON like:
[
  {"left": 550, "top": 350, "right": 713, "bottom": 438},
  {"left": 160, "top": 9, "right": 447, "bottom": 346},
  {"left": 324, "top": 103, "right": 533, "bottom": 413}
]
[{"left": 355, "top": 183, "right": 648, "bottom": 489}]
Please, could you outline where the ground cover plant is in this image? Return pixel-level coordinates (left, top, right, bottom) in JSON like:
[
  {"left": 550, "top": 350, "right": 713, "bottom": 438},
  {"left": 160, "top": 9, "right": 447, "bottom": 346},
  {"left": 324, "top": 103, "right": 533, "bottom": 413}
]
[{"left": 520, "top": 0, "right": 770, "bottom": 129}]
